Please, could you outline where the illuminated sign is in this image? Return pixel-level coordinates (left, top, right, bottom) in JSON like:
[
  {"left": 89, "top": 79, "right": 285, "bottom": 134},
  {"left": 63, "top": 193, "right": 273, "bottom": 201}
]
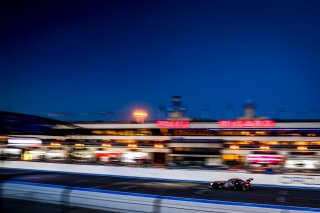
[
  {"left": 218, "top": 120, "right": 275, "bottom": 128},
  {"left": 222, "top": 154, "right": 244, "bottom": 161},
  {"left": 156, "top": 120, "right": 190, "bottom": 128},
  {"left": 8, "top": 138, "right": 42, "bottom": 145},
  {"left": 247, "top": 155, "right": 283, "bottom": 163}
]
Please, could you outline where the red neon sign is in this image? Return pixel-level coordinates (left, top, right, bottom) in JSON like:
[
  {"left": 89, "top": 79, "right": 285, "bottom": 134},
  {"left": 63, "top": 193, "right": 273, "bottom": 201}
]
[
  {"left": 218, "top": 120, "right": 275, "bottom": 128},
  {"left": 156, "top": 120, "right": 190, "bottom": 128},
  {"left": 247, "top": 155, "right": 283, "bottom": 164}
]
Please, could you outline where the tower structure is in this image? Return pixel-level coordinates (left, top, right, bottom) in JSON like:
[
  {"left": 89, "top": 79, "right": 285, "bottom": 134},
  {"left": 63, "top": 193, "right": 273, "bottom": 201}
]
[
  {"left": 237, "top": 100, "right": 268, "bottom": 120},
  {"left": 167, "top": 96, "right": 190, "bottom": 120}
]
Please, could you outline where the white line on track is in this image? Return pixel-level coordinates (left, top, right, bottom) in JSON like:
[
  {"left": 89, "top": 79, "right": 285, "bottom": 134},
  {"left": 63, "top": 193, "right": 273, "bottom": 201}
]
[
  {"left": 120, "top": 186, "right": 136, "bottom": 190},
  {"left": 91, "top": 181, "right": 136, "bottom": 188}
]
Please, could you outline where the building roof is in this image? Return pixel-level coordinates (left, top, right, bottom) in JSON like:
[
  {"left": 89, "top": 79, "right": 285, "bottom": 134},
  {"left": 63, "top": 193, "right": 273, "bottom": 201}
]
[{"left": 0, "top": 111, "right": 79, "bottom": 135}]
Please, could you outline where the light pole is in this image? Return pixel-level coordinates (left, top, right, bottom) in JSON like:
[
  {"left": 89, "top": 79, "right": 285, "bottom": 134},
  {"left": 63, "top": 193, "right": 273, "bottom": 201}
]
[{"left": 133, "top": 110, "right": 148, "bottom": 123}]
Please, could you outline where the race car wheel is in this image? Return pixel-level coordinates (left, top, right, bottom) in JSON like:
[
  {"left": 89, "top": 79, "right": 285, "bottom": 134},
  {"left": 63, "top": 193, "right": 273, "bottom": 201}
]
[{"left": 242, "top": 185, "right": 251, "bottom": 191}]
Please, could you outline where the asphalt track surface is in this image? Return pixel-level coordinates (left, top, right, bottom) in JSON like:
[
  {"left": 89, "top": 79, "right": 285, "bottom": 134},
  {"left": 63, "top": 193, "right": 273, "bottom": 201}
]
[{"left": 0, "top": 168, "right": 319, "bottom": 209}]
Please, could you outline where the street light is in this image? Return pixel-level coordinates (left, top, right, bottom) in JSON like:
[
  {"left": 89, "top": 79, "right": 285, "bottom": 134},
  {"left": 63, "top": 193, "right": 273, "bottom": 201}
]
[
  {"left": 230, "top": 145, "right": 239, "bottom": 150},
  {"left": 155, "top": 144, "right": 164, "bottom": 148},
  {"left": 297, "top": 146, "right": 308, "bottom": 150},
  {"left": 128, "top": 144, "right": 138, "bottom": 148},
  {"left": 260, "top": 146, "right": 270, "bottom": 150},
  {"left": 133, "top": 110, "right": 148, "bottom": 123}
]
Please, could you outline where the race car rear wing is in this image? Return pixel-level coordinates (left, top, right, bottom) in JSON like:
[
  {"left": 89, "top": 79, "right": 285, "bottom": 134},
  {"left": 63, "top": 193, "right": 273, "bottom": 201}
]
[{"left": 246, "top": 178, "right": 254, "bottom": 182}]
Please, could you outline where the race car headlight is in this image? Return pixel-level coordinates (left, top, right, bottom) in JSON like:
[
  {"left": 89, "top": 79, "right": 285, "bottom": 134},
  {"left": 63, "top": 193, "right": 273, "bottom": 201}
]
[{"left": 210, "top": 183, "right": 213, "bottom": 186}]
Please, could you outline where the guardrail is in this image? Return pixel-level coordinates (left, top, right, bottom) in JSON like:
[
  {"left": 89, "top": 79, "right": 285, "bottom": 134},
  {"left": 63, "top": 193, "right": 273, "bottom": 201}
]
[
  {"left": 1, "top": 161, "right": 320, "bottom": 188},
  {"left": 1, "top": 181, "right": 319, "bottom": 213}
]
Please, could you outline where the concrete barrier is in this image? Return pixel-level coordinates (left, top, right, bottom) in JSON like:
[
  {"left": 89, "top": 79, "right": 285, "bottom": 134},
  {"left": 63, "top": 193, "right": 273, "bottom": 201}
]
[
  {"left": 1, "top": 161, "right": 320, "bottom": 188},
  {"left": 1, "top": 181, "right": 319, "bottom": 213},
  {"left": 69, "top": 188, "right": 156, "bottom": 213},
  {"left": 159, "top": 198, "right": 281, "bottom": 213},
  {"left": 1, "top": 181, "right": 65, "bottom": 205}
]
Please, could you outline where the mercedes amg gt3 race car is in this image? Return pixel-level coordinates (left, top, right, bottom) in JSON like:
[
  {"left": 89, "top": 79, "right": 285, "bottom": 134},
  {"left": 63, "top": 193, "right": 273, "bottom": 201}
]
[{"left": 208, "top": 178, "right": 253, "bottom": 191}]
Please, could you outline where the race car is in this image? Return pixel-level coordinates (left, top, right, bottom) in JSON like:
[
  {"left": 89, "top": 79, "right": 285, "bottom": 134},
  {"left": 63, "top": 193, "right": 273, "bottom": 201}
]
[{"left": 208, "top": 178, "right": 253, "bottom": 191}]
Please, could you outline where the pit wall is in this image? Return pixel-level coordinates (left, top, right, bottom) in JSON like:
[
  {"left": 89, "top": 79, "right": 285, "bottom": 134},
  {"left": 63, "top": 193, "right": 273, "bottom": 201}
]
[{"left": 1, "top": 161, "right": 320, "bottom": 188}]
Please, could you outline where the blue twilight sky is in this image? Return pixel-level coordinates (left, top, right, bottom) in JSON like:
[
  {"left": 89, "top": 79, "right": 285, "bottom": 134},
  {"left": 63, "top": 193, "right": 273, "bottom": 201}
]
[{"left": 1, "top": 0, "right": 320, "bottom": 121}]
